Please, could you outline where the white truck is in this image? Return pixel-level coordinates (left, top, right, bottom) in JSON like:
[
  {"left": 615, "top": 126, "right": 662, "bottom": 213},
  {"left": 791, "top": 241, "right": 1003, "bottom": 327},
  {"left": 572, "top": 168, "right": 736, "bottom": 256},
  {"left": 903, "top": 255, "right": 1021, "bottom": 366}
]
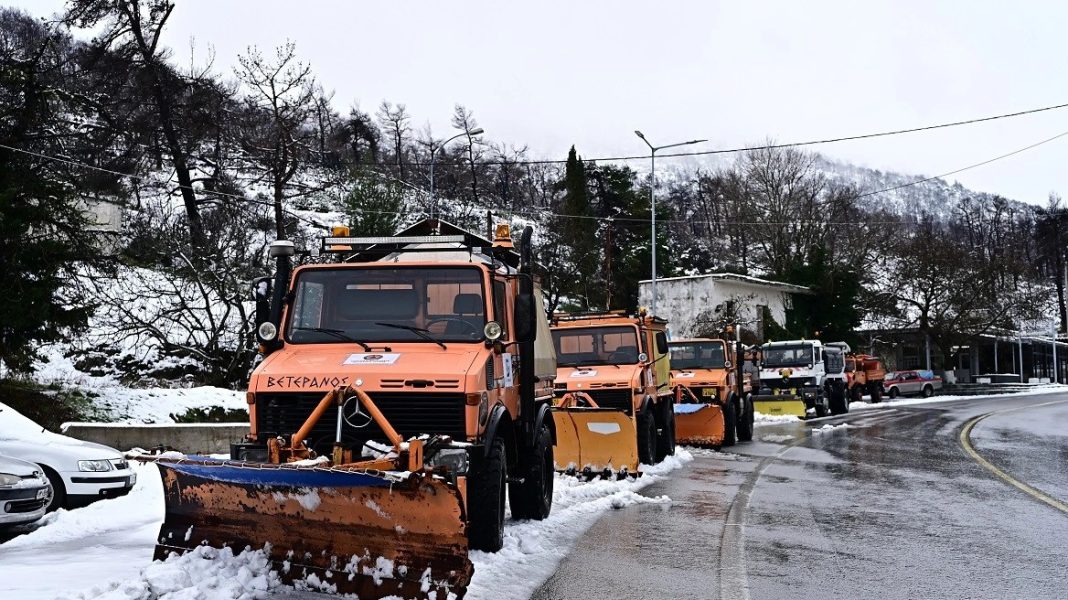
[{"left": 752, "top": 340, "right": 849, "bottom": 418}]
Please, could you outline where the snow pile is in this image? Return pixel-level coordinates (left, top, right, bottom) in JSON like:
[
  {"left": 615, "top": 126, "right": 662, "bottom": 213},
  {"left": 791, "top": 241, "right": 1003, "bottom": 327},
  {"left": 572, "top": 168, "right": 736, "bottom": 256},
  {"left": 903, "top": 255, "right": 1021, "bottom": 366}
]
[
  {"left": 65, "top": 545, "right": 281, "bottom": 600},
  {"left": 466, "top": 450, "right": 692, "bottom": 600},
  {"left": 761, "top": 434, "right": 796, "bottom": 443},
  {"left": 754, "top": 411, "right": 802, "bottom": 424},
  {"left": 810, "top": 423, "right": 850, "bottom": 435}
]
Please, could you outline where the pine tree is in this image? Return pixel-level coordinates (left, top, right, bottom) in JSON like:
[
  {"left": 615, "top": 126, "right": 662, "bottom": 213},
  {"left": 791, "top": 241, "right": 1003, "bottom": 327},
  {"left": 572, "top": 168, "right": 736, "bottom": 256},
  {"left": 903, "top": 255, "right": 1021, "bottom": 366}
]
[{"left": 558, "top": 146, "right": 598, "bottom": 308}]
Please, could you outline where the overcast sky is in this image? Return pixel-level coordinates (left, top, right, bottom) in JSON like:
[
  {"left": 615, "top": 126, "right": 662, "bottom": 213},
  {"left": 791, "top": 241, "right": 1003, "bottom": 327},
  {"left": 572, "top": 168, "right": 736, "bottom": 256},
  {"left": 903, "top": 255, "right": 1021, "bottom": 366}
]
[{"left": 10, "top": 0, "right": 1068, "bottom": 203}]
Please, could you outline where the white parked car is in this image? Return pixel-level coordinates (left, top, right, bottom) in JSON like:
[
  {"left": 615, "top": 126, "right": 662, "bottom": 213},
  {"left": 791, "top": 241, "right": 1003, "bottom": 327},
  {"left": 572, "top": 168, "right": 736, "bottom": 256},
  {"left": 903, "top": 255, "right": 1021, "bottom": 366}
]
[
  {"left": 0, "top": 402, "right": 136, "bottom": 511},
  {"left": 0, "top": 454, "right": 52, "bottom": 527}
]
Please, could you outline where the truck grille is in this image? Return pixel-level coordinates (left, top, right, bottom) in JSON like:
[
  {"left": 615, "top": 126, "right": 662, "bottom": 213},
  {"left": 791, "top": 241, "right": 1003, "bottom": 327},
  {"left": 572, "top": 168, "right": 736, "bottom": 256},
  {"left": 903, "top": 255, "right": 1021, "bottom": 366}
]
[
  {"left": 255, "top": 392, "right": 467, "bottom": 456},
  {"left": 582, "top": 389, "right": 634, "bottom": 414}
]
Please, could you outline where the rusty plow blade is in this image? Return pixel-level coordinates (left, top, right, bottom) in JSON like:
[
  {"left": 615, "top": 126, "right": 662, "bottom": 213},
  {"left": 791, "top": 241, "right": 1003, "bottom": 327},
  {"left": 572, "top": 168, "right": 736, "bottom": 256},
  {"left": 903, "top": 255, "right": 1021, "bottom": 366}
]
[
  {"left": 551, "top": 408, "right": 639, "bottom": 478},
  {"left": 674, "top": 403, "right": 726, "bottom": 447},
  {"left": 752, "top": 395, "right": 807, "bottom": 418},
  {"left": 151, "top": 458, "right": 472, "bottom": 598}
]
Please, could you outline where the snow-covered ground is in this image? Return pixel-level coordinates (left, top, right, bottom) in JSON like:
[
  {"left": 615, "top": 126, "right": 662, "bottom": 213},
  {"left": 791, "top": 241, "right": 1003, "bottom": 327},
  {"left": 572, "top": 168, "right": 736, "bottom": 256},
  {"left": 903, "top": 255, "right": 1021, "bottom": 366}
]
[
  {"left": 27, "top": 345, "right": 245, "bottom": 424},
  {"left": 0, "top": 452, "right": 692, "bottom": 600}
]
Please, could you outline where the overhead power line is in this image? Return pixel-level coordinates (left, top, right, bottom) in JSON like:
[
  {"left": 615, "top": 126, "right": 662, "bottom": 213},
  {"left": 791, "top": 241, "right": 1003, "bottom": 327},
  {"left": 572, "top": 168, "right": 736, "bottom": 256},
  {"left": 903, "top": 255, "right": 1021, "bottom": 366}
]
[{"left": 2, "top": 117, "right": 1067, "bottom": 229}]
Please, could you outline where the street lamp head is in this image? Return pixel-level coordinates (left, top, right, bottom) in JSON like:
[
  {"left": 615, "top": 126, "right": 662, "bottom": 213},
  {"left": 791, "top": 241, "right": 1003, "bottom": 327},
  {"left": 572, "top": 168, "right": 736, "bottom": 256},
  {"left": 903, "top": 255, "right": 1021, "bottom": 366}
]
[
  {"left": 688, "top": 139, "right": 708, "bottom": 145},
  {"left": 470, "top": 128, "right": 485, "bottom": 136},
  {"left": 634, "top": 130, "right": 646, "bottom": 140}
]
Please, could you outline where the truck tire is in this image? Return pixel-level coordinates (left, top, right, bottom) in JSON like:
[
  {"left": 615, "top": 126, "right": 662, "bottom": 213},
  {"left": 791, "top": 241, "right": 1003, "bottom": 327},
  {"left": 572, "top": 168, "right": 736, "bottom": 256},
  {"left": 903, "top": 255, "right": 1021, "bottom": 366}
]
[
  {"left": 814, "top": 395, "right": 830, "bottom": 418},
  {"left": 870, "top": 385, "right": 883, "bottom": 403},
  {"left": 469, "top": 438, "right": 507, "bottom": 551},
  {"left": 922, "top": 384, "right": 934, "bottom": 398},
  {"left": 655, "top": 402, "right": 676, "bottom": 461},
  {"left": 829, "top": 381, "right": 849, "bottom": 415},
  {"left": 850, "top": 385, "right": 863, "bottom": 404},
  {"left": 736, "top": 394, "right": 754, "bottom": 442},
  {"left": 638, "top": 409, "right": 658, "bottom": 464},
  {"left": 509, "top": 424, "right": 554, "bottom": 521},
  {"left": 722, "top": 396, "right": 738, "bottom": 447}
]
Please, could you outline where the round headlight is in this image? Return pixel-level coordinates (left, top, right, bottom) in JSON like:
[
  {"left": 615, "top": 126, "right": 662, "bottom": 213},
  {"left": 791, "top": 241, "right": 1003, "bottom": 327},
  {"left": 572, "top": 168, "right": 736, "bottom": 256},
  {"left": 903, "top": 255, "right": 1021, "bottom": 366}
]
[
  {"left": 258, "top": 322, "right": 278, "bottom": 341},
  {"left": 637, "top": 352, "right": 649, "bottom": 363},
  {"left": 483, "top": 321, "right": 503, "bottom": 341}
]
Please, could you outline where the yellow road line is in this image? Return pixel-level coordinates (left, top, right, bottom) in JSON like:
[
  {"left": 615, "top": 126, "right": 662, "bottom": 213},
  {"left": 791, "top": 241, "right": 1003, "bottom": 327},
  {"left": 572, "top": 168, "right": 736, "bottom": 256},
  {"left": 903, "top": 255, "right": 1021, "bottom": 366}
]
[{"left": 959, "top": 400, "right": 1068, "bottom": 515}]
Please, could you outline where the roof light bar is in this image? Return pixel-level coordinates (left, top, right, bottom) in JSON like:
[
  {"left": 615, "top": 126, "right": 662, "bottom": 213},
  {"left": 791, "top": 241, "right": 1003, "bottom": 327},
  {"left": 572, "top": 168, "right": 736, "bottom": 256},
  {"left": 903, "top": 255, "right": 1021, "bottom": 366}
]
[{"left": 323, "top": 235, "right": 467, "bottom": 247}]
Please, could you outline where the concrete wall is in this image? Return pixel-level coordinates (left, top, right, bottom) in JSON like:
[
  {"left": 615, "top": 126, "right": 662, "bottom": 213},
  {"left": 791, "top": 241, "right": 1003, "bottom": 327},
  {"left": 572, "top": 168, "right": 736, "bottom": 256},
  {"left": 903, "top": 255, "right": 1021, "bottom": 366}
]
[
  {"left": 61, "top": 423, "right": 248, "bottom": 455},
  {"left": 639, "top": 275, "right": 798, "bottom": 340}
]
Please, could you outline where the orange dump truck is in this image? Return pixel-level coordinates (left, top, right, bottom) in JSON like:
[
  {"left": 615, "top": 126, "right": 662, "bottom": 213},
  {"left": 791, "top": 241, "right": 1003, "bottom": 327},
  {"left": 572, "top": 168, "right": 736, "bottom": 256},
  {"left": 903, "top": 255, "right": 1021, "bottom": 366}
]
[
  {"left": 549, "top": 311, "right": 675, "bottom": 474},
  {"left": 140, "top": 221, "right": 558, "bottom": 598},
  {"left": 669, "top": 337, "right": 754, "bottom": 448}
]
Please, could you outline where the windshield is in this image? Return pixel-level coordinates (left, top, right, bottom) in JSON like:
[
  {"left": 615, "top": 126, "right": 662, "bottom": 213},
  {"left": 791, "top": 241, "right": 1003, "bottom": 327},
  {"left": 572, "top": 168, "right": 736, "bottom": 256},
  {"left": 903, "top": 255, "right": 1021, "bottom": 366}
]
[
  {"left": 761, "top": 344, "right": 815, "bottom": 367},
  {"left": 286, "top": 266, "right": 486, "bottom": 344},
  {"left": 552, "top": 326, "right": 640, "bottom": 367},
  {"left": 669, "top": 342, "right": 727, "bottom": 370}
]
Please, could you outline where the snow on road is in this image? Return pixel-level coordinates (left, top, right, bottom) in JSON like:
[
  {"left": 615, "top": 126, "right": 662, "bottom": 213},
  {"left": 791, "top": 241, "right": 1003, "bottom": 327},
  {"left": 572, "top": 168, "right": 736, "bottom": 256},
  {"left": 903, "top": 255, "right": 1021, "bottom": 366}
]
[{"left": 0, "top": 452, "right": 693, "bottom": 600}]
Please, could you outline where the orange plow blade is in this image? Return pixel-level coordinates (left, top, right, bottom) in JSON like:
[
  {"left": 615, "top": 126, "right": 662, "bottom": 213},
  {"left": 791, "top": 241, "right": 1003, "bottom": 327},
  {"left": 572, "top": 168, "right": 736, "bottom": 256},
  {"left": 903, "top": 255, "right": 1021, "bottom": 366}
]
[
  {"left": 674, "top": 403, "right": 726, "bottom": 447},
  {"left": 551, "top": 408, "right": 639, "bottom": 477},
  {"left": 151, "top": 458, "right": 472, "bottom": 598}
]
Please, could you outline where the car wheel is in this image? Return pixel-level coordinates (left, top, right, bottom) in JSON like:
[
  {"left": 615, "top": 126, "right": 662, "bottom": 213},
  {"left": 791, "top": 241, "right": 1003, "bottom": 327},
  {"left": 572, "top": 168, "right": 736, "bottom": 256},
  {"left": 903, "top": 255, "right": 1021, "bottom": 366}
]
[
  {"left": 814, "top": 396, "right": 830, "bottom": 418},
  {"left": 509, "top": 423, "right": 553, "bottom": 521},
  {"left": 736, "top": 394, "right": 754, "bottom": 442},
  {"left": 888, "top": 387, "right": 900, "bottom": 399},
  {"left": 870, "top": 386, "right": 883, "bottom": 403},
  {"left": 655, "top": 402, "right": 676, "bottom": 461},
  {"left": 41, "top": 466, "right": 66, "bottom": 512},
  {"left": 922, "top": 384, "right": 934, "bottom": 398}
]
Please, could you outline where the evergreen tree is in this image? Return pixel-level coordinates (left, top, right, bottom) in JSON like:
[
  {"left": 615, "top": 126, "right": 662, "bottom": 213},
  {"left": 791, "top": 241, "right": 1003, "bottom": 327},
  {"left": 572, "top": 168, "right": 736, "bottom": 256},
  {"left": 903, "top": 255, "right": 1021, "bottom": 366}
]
[{"left": 556, "top": 146, "right": 598, "bottom": 308}]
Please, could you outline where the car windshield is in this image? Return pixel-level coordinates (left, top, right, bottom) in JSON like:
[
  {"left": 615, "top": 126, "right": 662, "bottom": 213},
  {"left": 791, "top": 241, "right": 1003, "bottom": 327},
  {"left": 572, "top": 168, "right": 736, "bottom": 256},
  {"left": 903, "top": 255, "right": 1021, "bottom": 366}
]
[
  {"left": 286, "top": 266, "right": 486, "bottom": 344},
  {"left": 762, "top": 344, "right": 814, "bottom": 367},
  {"left": 552, "top": 326, "right": 640, "bottom": 367},
  {"left": 669, "top": 342, "right": 727, "bottom": 370}
]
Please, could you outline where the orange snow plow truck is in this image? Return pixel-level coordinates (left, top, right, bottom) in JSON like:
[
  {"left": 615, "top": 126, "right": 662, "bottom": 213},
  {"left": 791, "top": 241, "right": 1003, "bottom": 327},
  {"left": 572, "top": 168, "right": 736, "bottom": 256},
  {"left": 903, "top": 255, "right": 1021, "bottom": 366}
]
[
  {"left": 549, "top": 311, "right": 675, "bottom": 477},
  {"left": 140, "top": 221, "right": 559, "bottom": 599},
  {"left": 669, "top": 337, "right": 754, "bottom": 448}
]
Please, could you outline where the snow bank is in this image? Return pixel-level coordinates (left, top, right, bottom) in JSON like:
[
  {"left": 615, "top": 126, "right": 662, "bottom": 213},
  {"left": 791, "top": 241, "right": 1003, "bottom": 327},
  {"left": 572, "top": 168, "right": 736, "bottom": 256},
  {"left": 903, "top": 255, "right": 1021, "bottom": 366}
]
[
  {"left": 0, "top": 451, "right": 693, "bottom": 600},
  {"left": 810, "top": 423, "right": 850, "bottom": 434}
]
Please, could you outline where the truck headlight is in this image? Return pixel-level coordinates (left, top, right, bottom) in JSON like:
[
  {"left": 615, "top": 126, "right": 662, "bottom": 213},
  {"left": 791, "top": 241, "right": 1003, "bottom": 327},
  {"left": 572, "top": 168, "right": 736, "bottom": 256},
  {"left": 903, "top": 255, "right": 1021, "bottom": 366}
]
[
  {"left": 426, "top": 448, "right": 470, "bottom": 475},
  {"left": 78, "top": 460, "right": 113, "bottom": 472},
  {"left": 258, "top": 322, "right": 278, "bottom": 341},
  {"left": 0, "top": 473, "right": 19, "bottom": 487}
]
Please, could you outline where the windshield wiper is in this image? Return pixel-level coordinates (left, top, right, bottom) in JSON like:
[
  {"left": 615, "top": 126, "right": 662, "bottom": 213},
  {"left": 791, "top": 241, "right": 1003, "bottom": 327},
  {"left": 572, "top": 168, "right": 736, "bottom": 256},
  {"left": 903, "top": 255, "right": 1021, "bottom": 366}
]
[
  {"left": 374, "top": 322, "right": 447, "bottom": 350},
  {"left": 292, "top": 327, "right": 371, "bottom": 351}
]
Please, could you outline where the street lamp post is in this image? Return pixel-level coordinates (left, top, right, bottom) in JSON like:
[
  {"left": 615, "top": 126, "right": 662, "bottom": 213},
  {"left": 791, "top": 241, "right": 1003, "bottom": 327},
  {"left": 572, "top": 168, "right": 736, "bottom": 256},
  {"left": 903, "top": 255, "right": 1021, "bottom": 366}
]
[
  {"left": 430, "top": 128, "right": 484, "bottom": 218},
  {"left": 634, "top": 131, "right": 706, "bottom": 315}
]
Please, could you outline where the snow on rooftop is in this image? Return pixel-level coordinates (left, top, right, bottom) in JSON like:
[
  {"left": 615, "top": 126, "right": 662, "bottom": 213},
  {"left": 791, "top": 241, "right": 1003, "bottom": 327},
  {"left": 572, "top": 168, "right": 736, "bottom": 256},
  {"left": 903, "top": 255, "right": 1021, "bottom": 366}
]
[{"left": 639, "top": 272, "right": 812, "bottom": 293}]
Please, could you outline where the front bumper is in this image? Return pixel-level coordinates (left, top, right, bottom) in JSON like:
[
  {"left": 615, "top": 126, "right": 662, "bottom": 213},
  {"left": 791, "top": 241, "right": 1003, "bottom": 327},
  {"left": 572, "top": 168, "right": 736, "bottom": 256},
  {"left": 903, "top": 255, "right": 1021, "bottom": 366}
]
[
  {"left": 0, "top": 481, "right": 51, "bottom": 525},
  {"left": 64, "top": 468, "right": 137, "bottom": 501}
]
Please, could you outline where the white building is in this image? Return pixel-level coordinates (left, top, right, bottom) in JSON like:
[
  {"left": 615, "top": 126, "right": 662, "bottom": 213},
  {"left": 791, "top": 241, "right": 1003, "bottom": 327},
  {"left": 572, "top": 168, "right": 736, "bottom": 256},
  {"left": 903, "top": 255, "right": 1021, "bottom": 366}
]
[{"left": 638, "top": 273, "right": 811, "bottom": 340}]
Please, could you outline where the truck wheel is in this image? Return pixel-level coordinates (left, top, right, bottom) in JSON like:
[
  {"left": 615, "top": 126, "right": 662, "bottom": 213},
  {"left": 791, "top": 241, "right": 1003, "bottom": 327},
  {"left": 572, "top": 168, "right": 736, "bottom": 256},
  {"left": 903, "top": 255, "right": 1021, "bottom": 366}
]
[
  {"left": 850, "top": 385, "right": 863, "bottom": 404},
  {"left": 736, "top": 395, "right": 754, "bottom": 442},
  {"left": 814, "top": 396, "right": 830, "bottom": 418},
  {"left": 870, "top": 386, "right": 883, "bottom": 403},
  {"left": 469, "top": 438, "right": 507, "bottom": 551},
  {"left": 829, "top": 381, "right": 849, "bottom": 415},
  {"left": 509, "top": 424, "right": 554, "bottom": 521},
  {"left": 922, "top": 384, "right": 934, "bottom": 398},
  {"left": 722, "top": 397, "right": 738, "bottom": 447},
  {"left": 888, "top": 387, "right": 900, "bottom": 399},
  {"left": 638, "top": 409, "right": 658, "bottom": 464},
  {"left": 655, "top": 402, "right": 676, "bottom": 461}
]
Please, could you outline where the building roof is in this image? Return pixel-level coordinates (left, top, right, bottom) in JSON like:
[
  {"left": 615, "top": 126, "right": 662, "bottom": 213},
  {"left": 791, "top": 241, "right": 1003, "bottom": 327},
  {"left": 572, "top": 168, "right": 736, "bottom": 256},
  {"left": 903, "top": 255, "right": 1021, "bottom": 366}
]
[{"left": 638, "top": 272, "right": 812, "bottom": 294}]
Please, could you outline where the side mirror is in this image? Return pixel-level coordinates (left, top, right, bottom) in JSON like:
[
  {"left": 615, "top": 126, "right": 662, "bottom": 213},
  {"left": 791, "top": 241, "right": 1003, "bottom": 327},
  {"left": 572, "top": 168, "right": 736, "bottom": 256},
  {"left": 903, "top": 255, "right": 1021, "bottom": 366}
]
[
  {"left": 655, "top": 332, "right": 668, "bottom": 355},
  {"left": 514, "top": 293, "right": 535, "bottom": 343}
]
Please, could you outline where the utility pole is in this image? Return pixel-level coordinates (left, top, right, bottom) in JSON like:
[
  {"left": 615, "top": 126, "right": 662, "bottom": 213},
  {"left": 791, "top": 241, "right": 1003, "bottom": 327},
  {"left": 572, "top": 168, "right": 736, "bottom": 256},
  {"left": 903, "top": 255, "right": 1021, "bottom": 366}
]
[{"left": 634, "top": 131, "right": 706, "bottom": 315}]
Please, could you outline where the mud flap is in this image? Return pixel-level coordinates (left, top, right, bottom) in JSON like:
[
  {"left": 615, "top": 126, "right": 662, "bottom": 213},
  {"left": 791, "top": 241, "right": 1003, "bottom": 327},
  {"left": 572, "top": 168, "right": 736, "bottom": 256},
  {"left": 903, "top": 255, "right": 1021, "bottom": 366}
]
[
  {"left": 153, "top": 459, "right": 472, "bottom": 599},
  {"left": 673, "top": 403, "right": 726, "bottom": 447},
  {"left": 752, "top": 395, "right": 807, "bottom": 418},
  {"left": 551, "top": 408, "right": 639, "bottom": 477}
]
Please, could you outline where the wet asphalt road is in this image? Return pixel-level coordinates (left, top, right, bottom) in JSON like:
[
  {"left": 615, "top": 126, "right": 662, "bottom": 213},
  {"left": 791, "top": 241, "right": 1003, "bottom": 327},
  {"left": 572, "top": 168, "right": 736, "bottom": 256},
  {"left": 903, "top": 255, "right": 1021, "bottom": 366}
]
[{"left": 532, "top": 392, "right": 1068, "bottom": 600}]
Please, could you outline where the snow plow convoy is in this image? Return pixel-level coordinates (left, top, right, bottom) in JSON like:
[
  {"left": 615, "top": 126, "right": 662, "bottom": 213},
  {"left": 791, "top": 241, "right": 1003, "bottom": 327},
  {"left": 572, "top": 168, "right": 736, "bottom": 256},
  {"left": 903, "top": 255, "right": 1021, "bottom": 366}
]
[
  {"left": 669, "top": 337, "right": 753, "bottom": 447},
  {"left": 143, "top": 221, "right": 558, "bottom": 598},
  {"left": 549, "top": 312, "right": 676, "bottom": 476}
]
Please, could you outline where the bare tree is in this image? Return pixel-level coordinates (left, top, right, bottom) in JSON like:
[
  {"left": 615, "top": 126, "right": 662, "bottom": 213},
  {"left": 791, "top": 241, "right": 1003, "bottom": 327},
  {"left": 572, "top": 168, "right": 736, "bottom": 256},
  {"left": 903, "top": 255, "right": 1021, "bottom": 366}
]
[
  {"left": 376, "top": 100, "right": 410, "bottom": 178},
  {"left": 451, "top": 104, "right": 485, "bottom": 202},
  {"left": 235, "top": 42, "right": 317, "bottom": 239}
]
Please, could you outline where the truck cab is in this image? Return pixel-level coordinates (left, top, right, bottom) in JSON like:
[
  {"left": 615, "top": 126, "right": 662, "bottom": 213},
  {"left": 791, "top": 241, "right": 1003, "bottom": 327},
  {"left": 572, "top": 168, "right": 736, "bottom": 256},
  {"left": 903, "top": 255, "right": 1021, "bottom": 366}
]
[
  {"left": 550, "top": 312, "right": 675, "bottom": 464},
  {"left": 757, "top": 339, "right": 848, "bottom": 417}
]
